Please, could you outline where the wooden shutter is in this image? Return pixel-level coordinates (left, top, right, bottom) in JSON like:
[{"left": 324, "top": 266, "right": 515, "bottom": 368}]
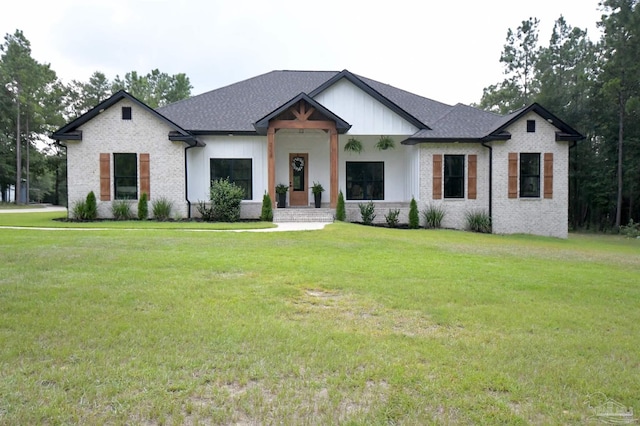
[
  {"left": 433, "top": 154, "right": 442, "bottom": 199},
  {"left": 140, "top": 153, "right": 150, "bottom": 199},
  {"left": 467, "top": 154, "right": 477, "bottom": 199},
  {"left": 508, "top": 152, "right": 518, "bottom": 199},
  {"left": 100, "top": 153, "right": 111, "bottom": 201},
  {"left": 544, "top": 152, "right": 553, "bottom": 199}
]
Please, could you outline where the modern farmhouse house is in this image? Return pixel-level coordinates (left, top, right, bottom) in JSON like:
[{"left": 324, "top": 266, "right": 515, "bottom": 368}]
[{"left": 52, "top": 69, "right": 583, "bottom": 238}]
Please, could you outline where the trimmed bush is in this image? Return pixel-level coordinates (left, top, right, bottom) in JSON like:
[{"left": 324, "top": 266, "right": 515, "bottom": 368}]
[
  {"left": 261, "top": 192, "right": 273, "bottom": 222},
  {"left": 111, "top": 199, "right": 133, "bottom": 220},
  {"left": 422, "top": 204, "right": 446, "bottom": 229},
  {"left": 335, "top": 190, "right": 346, "bottom": 221},
  {"left": 210, "top": 178, "right": 245, "bottom": 222},
  {"left": 152, "top": 197, "right": 173, "bottom": 221},
  {"left": 358, "top": 201, "right": 376, "bottom": 225},
  {"left": 385, "top": 209, "right": 400, "bottom": 228},
  {"left": 408, "top": 197, "right": 419, "bottom": 229},
  {"left": 137, "top": 192, "right": 149, "bottom": 220},
  {"left": 466, "top": 210, "right": 492, "bottom": 233},
  {"left": 85, "top": 191, "right": 97, "bottom": 220}
]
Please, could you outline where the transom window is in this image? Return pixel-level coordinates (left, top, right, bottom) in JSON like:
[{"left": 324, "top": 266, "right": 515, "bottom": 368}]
[
  {"left": 520, "top": 153, "right": 540, "bottom": 197},
  {"left": 114, "top": 153, "right": 137, "bottom": 199},
  {"left": 210, "top": 159, "right": 253, "bottom": 200},
  {"left": 346, "top": 162, "right": 384, "bottom": 200},
  {"left": 444, "top": 155, "right": 465, "bottom": 198}
]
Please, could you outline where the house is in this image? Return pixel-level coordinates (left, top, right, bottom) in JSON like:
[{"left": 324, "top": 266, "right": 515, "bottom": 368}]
[{"left": 52, "top": 69, "right": 583, "bottom": 238}]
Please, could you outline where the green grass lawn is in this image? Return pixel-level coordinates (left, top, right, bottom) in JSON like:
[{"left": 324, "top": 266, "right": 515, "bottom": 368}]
[{"left": 0, "top": 220, "right": 638, "bottom": 424}]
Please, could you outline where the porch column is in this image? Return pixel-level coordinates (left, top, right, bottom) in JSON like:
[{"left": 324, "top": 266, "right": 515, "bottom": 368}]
[
  {"left": 330, "top": 128, "right": 338, "bottom": 208},
  {"left": 267, "top": 126, "right": 276, "bottom": 207}
]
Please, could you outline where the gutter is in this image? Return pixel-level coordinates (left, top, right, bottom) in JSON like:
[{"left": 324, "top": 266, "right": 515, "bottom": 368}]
[
  {"left": 184, "top": 144, "right": 196, "bottom": 218},
  {"left": 481, "top": 141, "right": 493, "bottom": 220}
]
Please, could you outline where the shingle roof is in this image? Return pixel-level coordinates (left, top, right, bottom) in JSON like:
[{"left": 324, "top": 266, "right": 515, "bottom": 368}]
[
  {"left": 157, "top": 71, "right": 339, "bottom": 132},
  {"left": 155, "top": 70, "right": 583, "bottom": 142}
]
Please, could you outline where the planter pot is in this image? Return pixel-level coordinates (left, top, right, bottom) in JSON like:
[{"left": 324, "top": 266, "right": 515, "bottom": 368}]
[
  {"left": 277, "top": 193, "right": 286, "bottom": 208},
  {"left": 314, "top": 193, "right": 322, "bottom": 208}
]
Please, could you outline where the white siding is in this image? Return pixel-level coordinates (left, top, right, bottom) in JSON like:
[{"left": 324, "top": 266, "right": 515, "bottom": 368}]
[{"left": 314, "top": 79, "right": 419, "bottom": 135}]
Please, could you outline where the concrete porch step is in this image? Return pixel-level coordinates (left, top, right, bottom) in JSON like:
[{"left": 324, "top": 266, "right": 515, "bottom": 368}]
[{"left": 273, "top": 208, "right": 335, "bottom": 223}]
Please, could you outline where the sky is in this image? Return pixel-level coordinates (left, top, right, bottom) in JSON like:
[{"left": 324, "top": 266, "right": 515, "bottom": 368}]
[{"left": 1, "top": 0, "right": 604, "bottom": 106}]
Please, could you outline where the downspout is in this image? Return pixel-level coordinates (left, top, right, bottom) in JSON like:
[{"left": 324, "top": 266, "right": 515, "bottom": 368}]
[
  {"left": 184, "top": 144, "right": 196, "bottom": 219},
  {"left": 481, "top": 141, "right": 493, "bottom": 220}
]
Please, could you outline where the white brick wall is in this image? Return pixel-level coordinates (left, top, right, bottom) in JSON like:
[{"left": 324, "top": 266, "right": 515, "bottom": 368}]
[
  {"left": 491, "top": 112, "right": 570, "bottom": 238},
  {"left": 65, "top": 100, "right": 187, "bottom": 218},
  {"left": 418, "top": 143, "right": 490, "bottom": 229}
]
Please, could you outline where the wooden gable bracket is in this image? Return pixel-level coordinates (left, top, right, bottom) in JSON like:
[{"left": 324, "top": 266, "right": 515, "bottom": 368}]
[{"left": 291, "top": 101, "right": 316, "bottom": 122}]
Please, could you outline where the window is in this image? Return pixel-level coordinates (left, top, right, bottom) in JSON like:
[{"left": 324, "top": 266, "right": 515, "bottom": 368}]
[
  {"left": 122, "top": 107, "right": 132, "bottom": 120},
  {"left": 520, "top": 153, "right": 540, "bottom": 197},
  {"left": 114, "top": 153, "right": 137, "bottom": 199},
  {"left": 210, "top": 159, "right": 252, "bottom": 200},
  {"left": 444, "top": 155, "right": 465, "bottom": 198},
  {"left": 527, "top": 119, "right": 535, "bottom": 132},
  {"left": 346, "top": 162, "right": 384, "bottom": 200}
]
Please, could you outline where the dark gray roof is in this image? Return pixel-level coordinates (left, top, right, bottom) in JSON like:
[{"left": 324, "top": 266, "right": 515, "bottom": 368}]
[
  {"left": 151, "top": 69, "right": 582, "bottom": 142},
  {"left": 157, "top": 71, "right": 339, "bottom": 132}
]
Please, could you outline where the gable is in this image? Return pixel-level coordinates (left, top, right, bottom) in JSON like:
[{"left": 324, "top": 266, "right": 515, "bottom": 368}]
[
  {"left": 51, "top": 90, "right": 202, "bottom": 147},
  {"left": 313, "top": 78, "right": 420, "bottom": 135}
]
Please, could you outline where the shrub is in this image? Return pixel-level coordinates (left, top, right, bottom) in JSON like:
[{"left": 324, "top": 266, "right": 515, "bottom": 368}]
[
  {"left": 409, "top": 197, "right": 419, "bottom": 229},
  {"left": 210, "top": 178, "right": 245, "bottom": 222},
  {"left": 358, "top": 201, "right": 376, "bottom": 225},
  {"left": 137, "top": 192, "right": 149, "bottom": 220},
  {"left": 335, "top": 190, "right": 346, "bottom": 221},
  {"left": 111, "top": 199, "right": 133, "bottom": 220},
  {"left": 385, "top": 209, "right": 400, "bottom": 228},
  {"left": 152, "top": 197, "right": 173, "bottom": 221},
  {"left": 620, "top": 219, "right": 640, "bottom": 238},
  {"left": 85, "top": 191, "right": 97, "bottom": 220},
  {"left": 71, "top": 200, "right": 89, "bottom": 220},
  {"left": 422, "top": 204, "right": 446, "bottom": 229},
  {"left": 196, "top": 201, "right": 215, "bottom": 222},
  {"left": 466, "top": 210, "right": 492, "bottom": 233},
  {"left": 261, "top": 192, "right": 273, "bottom": 222}
]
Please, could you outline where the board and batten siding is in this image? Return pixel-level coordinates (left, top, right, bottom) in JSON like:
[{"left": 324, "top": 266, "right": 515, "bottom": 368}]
[{"left": 314, "top": 78, "right": 419, "bottom": 135}]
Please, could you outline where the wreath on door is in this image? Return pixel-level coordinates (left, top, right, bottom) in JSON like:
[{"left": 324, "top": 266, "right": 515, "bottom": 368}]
[{"left": 291, "top": 156, "right": 305, "bottom": 172}]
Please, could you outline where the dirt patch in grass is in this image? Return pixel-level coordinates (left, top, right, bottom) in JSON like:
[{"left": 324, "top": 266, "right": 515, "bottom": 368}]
[{"left": 288, "top": 288, "right": 456, "bottom": 338}]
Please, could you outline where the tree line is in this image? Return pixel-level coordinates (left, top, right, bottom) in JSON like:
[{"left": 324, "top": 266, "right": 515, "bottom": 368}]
[
  {"left": 3, "top": 1, "right": 640, "bottom": 232},
  {"left": 478, "top": 0, "right": 640, "bottom": 230},
  {"left": 0, "top": 29, "right": 192, "bottom": 205}
]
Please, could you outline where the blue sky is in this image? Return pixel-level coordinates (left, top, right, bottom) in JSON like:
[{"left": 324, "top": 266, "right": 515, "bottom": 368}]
[{"left": 1, "top": 0, "right": 603, "bottom": 106}]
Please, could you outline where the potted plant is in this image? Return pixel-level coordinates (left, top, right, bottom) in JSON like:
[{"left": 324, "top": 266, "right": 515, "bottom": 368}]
[
  {"left": 344, "top": 137, "right": 363, "bottom": 154},
  {"left": 376, "top": 135, "right": 395, "bottom": 150},
  {"left": 275, "top": 183, "right": 288, "bottom": 208},
  {"left": 311, "top": 182, "right": 324, "bottom": 208}
]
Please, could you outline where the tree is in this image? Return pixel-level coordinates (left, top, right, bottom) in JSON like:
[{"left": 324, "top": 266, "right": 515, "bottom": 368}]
[
  {"left": 478, "top": 18, "right": 541, "bottom": 113},
  {"left": 111, "top": 68, "right": 192, "bottom": 108},
  {"left": 0, "top": 30, "right": 63, "bottom": 204},
  {"left": 598, "top": 0, "right": 640, "bottom": 228}
]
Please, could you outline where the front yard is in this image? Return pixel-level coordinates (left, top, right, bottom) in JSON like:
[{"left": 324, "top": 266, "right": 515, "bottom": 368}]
[{"left": 0, "top": 218, "right": 638, "bottom": 424}]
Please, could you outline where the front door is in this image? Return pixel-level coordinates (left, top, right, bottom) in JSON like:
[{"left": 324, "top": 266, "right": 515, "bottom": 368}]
[{"left": 289, "top": 153, "right": 308, "bottom": 206}]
